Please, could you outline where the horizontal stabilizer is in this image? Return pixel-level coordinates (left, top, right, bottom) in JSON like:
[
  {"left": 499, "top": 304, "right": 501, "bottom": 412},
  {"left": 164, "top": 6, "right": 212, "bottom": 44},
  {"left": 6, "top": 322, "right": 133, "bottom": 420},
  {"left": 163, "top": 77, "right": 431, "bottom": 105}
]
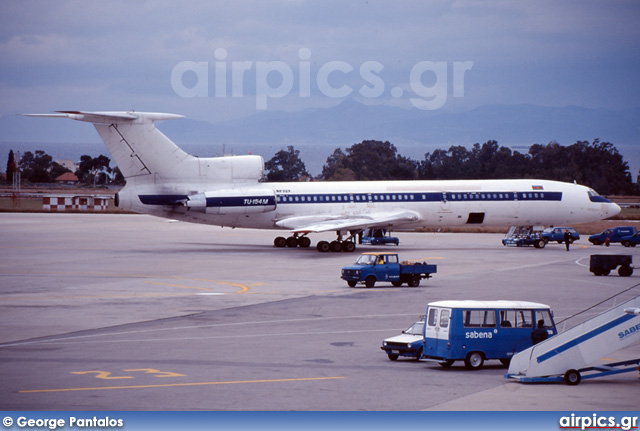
[{"left": 23, "top": 111, "right": 184, "bottom": 124}]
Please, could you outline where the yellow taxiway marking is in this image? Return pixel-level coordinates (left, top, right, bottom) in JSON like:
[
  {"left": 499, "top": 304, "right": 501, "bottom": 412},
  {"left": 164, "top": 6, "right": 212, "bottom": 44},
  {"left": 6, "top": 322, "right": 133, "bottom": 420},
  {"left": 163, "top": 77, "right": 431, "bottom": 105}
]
[{"left": 19, "top": 376, "right": 345, "bottom": 393}]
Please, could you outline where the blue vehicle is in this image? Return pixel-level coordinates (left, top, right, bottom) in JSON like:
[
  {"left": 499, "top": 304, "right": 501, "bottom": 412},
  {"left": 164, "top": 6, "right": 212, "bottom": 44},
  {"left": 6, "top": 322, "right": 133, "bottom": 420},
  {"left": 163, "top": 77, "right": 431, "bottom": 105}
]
[
  {"left": 381, "top": 319, "right": 425, "bottom": 361},
  {"left": 621, "top": 231, "right": 640, "bottom": 247},
  {"left": 588, "top": 226, "right": 637, "bottom": 246},
  {"left": 360, "top": 228, "right": 399, "bottom": 246},
  {"left": 422, "top": 300, "right": 557, "bottom": 369},
  {"left": 541, "top": 227, "right": 580, "bottom": 244},
  {"left": 341, "top": 252, "right": 437, "bottom": 288}
]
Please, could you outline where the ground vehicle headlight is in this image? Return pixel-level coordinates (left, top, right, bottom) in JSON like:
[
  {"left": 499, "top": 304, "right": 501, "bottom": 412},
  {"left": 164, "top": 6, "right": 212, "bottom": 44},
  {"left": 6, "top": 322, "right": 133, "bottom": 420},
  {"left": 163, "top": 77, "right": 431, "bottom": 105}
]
[{"left": 383, "top": 341, "right": 387, "bottom": 346}]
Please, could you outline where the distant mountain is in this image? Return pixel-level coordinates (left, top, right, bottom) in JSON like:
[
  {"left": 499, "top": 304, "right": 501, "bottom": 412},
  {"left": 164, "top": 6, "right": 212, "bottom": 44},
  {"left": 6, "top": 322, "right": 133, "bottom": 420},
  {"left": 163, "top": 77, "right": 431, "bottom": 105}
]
[{"left": 1, "top": 101, "right": 639, "bottom": 177}]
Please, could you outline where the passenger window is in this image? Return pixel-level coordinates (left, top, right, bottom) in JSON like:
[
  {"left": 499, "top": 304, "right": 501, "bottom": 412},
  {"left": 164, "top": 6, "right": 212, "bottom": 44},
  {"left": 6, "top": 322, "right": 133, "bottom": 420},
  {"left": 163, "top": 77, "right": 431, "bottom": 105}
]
[
  {"left": 500, "top": 310, "right": 514, "bottom": 328},
  {"left": 518, "top": 310, "right": 533, "bottom": 327},
  {"left": 440, "top": 310, "right": 450, "bottom": 328},
  {"left": 463, "top": 310, "right": 495, "bottom": 328}
]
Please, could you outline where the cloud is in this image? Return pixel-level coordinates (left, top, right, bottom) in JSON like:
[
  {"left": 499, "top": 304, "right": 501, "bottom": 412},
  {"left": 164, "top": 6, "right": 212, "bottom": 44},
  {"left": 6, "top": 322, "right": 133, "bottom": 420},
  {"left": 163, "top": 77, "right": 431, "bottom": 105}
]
[{"left": 0, "top": 0, "right": 638, "bottom": 121}]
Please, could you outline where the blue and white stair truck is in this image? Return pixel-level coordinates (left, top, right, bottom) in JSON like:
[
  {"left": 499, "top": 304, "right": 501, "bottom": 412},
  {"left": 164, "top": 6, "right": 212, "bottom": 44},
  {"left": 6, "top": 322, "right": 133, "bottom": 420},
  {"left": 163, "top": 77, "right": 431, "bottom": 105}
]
[
  {"left": 506, "top": 295, "right": 640, "bottom": 385},
  {"left": 422, "top": 300, "right": 557, "bottom": 369}
]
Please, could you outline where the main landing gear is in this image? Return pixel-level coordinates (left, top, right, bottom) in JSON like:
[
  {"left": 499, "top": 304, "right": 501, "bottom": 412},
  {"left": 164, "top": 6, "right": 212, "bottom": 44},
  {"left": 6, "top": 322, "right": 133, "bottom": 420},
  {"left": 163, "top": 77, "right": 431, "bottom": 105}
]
[{"left": 273, "top": 232, "right": 359, "bottom": 252}]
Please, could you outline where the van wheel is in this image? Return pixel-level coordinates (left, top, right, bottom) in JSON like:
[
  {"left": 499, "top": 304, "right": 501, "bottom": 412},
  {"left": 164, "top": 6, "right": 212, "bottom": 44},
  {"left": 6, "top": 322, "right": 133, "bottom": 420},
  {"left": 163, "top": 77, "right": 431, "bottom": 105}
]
[
  {"left": 563, "top": 369, "right": 581, "bottom": 385},
  {"left": 388, "top": 353, "right": 399, "bottom": 361},
  {"left": 464, "top": 352, "right": 484, "bottom": 369},
  {"left": 365, "top": 276, "right": 376, "bottom": 288},
  {"left": 347, "top": 281, "right": 357, "bottom": 288}
]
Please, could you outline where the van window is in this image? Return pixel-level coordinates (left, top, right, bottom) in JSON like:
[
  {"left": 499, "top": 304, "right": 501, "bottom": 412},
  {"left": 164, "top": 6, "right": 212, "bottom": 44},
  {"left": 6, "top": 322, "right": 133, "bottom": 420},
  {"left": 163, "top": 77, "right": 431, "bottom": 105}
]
[
  {"left": 535, "top": 310, "right": 554, "bottom": 328},
  {"left": 439, "top": 309, "right": 450, "bottom": 328},
  {"left": 428, "top": 308, "right": 438, "bottom": 327},
  {"left": 500, "top": 310, "right": 533, "bottom": 328},
  {"left": 463, "top": 310, "right": 496, "bottom": 328}
]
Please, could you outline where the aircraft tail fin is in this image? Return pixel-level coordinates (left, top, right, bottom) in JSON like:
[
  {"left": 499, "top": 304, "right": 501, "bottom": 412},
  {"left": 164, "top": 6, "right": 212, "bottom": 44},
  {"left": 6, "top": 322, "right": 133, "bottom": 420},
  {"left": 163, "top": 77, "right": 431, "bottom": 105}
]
[{"left": 24, "top": 111, "right": 191, "bottom": 179}]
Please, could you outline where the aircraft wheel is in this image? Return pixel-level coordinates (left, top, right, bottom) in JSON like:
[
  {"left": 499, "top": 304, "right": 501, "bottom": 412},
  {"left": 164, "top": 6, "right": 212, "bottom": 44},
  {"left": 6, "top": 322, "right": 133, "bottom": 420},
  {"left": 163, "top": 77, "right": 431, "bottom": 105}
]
[
  {"left": 274, "top": 237, "right": 287, "bottom": 248},
  {"left": 341, "top": 241, "right": 356, "bottom": 252},
  {"left": 316, "top": 241, "right": 330, "bottom": 252},
  {"left": 329, "top": 241, "right": 342, "bottom": 252},
  {"left": 563, "top": 369, "right": 581, "bottom": 385},
  {"left": 298, "top": 236, "right": 311, "bottom": 248},
  {"left": 286, "top": 236, "right": 299, "bottom": 247}
]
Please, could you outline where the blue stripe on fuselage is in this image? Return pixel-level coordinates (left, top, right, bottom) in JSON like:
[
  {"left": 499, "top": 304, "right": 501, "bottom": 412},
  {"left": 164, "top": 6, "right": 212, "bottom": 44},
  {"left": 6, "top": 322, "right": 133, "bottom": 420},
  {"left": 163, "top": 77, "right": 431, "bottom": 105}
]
[{"left": 138, "top": 191, "right": 563, "bottom": 206}]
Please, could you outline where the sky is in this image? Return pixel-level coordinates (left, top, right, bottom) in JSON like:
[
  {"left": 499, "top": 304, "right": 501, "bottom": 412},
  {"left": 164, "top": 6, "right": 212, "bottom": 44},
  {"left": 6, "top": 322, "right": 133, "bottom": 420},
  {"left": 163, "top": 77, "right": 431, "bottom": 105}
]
[{"left": 1, "top": 0, "right": 639, "bottom": 124}]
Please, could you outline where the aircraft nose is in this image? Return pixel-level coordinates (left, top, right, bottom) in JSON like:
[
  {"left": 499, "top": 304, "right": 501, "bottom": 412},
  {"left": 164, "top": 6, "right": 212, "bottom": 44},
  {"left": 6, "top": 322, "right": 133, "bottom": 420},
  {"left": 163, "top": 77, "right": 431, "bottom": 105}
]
[{"left": 607, "top": 202, "right": 621, "bottom": 218}]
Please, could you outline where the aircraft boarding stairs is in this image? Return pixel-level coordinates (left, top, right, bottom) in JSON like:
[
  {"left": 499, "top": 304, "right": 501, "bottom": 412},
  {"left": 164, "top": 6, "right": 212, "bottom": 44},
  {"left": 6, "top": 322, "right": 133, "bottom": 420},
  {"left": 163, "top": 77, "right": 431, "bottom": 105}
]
[{"left": 506, "top": 295, "right": 640, "bottom": 385}]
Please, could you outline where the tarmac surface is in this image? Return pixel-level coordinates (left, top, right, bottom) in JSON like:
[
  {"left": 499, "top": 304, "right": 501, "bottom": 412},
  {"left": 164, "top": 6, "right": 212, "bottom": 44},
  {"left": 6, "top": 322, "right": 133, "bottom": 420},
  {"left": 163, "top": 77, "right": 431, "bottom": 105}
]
[{"left": 0, "top": 213, "right": 639, "bottom": 411}]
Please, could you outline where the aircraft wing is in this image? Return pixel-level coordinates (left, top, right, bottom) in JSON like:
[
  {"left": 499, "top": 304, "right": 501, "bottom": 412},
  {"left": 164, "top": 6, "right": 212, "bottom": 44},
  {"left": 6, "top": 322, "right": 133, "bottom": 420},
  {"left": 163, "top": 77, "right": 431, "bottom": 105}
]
[{"left": 275, "top": 210, "right": 421, "bottom": 233}]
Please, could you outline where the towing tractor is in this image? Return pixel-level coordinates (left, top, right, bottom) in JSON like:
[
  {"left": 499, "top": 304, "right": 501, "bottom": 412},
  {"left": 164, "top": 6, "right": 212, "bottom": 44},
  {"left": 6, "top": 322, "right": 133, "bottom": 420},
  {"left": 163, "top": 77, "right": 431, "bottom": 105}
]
[{"left": 341, "top": 252, "right": 437, "bottom": 288}]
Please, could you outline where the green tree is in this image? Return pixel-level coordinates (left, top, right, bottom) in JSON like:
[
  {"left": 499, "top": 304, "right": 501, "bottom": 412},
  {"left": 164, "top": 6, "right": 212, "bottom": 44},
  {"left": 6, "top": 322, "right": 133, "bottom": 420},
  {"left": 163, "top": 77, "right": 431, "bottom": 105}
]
[
  {"left": 264, "top": 146, "right": 310, "bottom": 181},
  {"left": 20, "top": 150, "right": 68, "bottom": 183},
  {"left": 76, "top": 154, "right": 113, "bottom": 185},
  {"left": 6, "top": 150, "right": 16, "bottom": 183},
  {"left": 321, "top": 140, "right": 417, "bottom": 181}
]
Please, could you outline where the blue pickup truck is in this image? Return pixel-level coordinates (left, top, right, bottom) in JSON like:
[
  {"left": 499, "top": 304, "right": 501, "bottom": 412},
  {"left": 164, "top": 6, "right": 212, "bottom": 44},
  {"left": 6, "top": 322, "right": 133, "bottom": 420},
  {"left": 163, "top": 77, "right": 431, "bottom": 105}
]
[
  {"left": 588, "top": 226, "right": 637, "bottom": 246},
  {"left": 341, "top": 252, "right": 437, "bottom": 288}
]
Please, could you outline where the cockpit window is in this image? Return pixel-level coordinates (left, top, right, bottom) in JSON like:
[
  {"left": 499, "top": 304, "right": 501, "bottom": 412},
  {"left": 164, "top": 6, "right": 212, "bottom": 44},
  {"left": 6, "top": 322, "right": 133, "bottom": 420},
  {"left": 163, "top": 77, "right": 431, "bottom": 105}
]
[{"left": 588, "top": 189, "right": 612, "bottom": 203}]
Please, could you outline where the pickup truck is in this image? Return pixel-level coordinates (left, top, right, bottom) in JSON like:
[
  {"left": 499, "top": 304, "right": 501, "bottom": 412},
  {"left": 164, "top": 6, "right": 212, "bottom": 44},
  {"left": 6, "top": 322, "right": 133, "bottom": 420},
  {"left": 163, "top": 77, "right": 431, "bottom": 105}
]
[
  {"left": 621, "top": 232, "right": 640, "bottom": 247},
  {"left": 341, "top": 252, "right": 437, "bottom": 288},
  {"left": 588, "top": 226, "right": 637, "bottom": 246}
]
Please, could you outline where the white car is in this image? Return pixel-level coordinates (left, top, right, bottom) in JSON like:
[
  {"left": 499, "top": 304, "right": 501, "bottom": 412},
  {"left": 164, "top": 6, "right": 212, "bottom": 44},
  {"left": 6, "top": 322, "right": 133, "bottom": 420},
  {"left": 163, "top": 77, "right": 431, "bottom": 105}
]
[{"left": 381, "top": 320, "right": 425, "bottom": 360}]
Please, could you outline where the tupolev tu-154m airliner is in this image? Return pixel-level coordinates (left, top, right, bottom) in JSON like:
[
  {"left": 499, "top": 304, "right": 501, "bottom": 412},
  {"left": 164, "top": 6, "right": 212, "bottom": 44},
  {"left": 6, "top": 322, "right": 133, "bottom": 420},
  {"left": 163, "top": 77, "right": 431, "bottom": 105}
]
[{"left": 25, "top": 111, "right": 621, "bottom": 252}]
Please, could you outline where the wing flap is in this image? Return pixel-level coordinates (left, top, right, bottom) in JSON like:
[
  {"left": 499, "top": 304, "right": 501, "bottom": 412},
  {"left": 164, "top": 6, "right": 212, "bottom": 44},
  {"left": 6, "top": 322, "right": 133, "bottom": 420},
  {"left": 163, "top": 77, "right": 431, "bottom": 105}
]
[{"left": 276, "top": 211, "right": 421, "bottom": 233}]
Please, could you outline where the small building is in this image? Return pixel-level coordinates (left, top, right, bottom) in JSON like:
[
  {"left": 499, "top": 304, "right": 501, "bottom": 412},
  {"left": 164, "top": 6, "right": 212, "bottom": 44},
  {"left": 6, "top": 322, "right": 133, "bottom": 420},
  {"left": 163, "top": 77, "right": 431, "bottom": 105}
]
[
  {"left": 54, "top": 172, "right": 79, "bottom": 185},
  {"left": 43, "top": 195, "right": 109, "bottom": 211}
]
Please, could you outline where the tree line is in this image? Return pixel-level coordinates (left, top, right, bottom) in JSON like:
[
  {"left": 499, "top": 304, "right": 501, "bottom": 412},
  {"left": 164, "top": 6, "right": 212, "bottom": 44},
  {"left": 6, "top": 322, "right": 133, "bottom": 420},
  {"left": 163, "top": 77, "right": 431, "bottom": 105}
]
[
  {"left": 5, "top": 150, "right": 123, "bottom": 186},
  {"left": 6, "top": 138, "right": 639, "bottom": 195},
  {"left": 266, "top": 139, "right": 640, "bottom": 195}
]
